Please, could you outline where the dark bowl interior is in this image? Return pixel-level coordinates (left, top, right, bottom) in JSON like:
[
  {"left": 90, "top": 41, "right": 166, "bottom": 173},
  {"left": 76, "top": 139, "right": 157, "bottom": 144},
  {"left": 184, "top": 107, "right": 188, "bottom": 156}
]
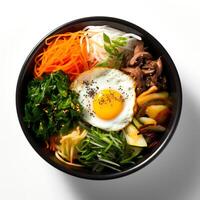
[{"left": 16, "top": 17, "right": 182, "bottom": 180}]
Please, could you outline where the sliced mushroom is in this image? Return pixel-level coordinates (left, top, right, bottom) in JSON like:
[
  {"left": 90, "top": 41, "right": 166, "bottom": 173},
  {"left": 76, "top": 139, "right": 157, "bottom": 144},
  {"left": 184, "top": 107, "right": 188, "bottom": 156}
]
[
  {"left": 129, "top": 41, "right": 152, "bottom": 66},
  {"left": 149, "top": 57, "right": 163, "bottom": 85},
  {"left": 122, "top": 67, "right": 145, "bottom": 94},
  {"left": 134, "top": 41, "right": 144, "bottom": 55},
  {"left": 126, "top": 42, "right": 165, "bottom": 93},
  {"left": 122, "top": 66, "right": 143, "bottom": 79},
  {"left": 148, "top": 141, "right": 160, "bottom": 148},
  {"left": 142, "top": 69, "right": 155, "bottom": 75},
  {"left": 130, "top": 51, "right": 152, "bottom": 66},
  {"left": 141, "top": 62, "right": 156, "bottom": 75},
  {"left": 155, "top": 57, "right": 163, "bottom": 77}
]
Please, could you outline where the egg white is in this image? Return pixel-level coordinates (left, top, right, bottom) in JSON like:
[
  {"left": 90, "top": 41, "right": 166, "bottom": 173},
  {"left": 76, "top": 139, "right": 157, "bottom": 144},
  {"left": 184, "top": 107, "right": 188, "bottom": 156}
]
[{"left": 71, "top": 67, "right": 136, "bottom": 131}]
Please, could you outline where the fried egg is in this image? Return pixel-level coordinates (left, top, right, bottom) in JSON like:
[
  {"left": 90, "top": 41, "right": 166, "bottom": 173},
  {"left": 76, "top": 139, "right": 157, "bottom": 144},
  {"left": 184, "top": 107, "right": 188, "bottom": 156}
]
[{"left": 71, "top": 67, "right": 136, "bottom": 131}]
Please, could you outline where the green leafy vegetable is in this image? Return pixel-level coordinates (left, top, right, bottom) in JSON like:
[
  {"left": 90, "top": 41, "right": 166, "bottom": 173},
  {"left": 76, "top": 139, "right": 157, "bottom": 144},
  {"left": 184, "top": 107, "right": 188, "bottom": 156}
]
[
  {"left": 96, "top": 33, "right": 128, "bottom": 68},
  {"left": 103, "top": 33, "right": 111, "bottom": 44},
  {"left": 24, "top": 71, "right": 82, "bottom": 140},
  {"left": 76, "top": 127, "right": 143, "bottom": 172}
]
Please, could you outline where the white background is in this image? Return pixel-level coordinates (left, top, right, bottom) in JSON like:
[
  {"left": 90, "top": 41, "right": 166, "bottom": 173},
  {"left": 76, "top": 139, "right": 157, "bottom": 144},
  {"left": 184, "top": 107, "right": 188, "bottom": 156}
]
[{"left": 0, "top": 0, "right": 200, "bottom": 199}]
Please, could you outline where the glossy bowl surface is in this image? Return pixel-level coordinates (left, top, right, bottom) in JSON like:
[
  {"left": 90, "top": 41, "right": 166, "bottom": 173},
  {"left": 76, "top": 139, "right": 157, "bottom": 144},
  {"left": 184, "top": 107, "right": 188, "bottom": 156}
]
[{"left": 16, "top": 16, "right": 182, "bottom": 180}]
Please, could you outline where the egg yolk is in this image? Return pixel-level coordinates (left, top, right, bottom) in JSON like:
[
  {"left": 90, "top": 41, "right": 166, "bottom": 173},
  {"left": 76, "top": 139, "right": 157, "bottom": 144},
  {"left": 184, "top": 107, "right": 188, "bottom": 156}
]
[{"left": 93, "top": 89, "right": 124, "bottom": 120}]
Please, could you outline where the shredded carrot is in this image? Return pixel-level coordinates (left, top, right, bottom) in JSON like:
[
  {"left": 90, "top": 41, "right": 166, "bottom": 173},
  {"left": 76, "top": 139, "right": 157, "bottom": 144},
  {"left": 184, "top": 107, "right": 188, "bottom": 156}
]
[
  {"left": 49, "top": 135, "right": 59, "bottom": 152},
  {"left": 34, "top": 31, "right": 96, "bottom": 80}
]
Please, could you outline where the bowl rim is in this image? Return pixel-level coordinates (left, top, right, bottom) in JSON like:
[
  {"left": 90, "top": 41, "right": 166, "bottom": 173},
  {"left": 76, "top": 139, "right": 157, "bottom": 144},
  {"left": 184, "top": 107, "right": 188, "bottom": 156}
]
[{"left": 16, "top": 16, "right": 182, "bottom": 180}]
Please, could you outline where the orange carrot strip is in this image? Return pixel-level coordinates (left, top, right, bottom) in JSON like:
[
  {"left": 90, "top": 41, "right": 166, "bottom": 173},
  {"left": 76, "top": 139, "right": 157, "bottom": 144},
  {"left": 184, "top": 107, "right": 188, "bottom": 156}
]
[{"left": 34, "top": 31, "right": 93, "bottom": 80}]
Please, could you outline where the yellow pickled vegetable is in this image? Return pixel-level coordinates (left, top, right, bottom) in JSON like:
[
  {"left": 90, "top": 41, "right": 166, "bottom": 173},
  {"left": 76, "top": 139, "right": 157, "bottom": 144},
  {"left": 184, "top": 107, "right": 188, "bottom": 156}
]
[
  {"left": 56, "top": 126, "right": 87, "bottom": 164},
  {"left": 123, "top": 124, "right": 147, "bottom": 147},
  {"left": 146, "top": 105, "right": 168, "bottom": 119},
  {"left": 133, "top": 118, "right": 143, "bottom": 129},
  {"left": 138, "top": 86, "right": 158, "bottom": 97},
  {"left": 137, "top": 92, "right": 169, "bottom": 106},
  {"left": 139, "top": 117, "right": 157, "bottom": 125}
]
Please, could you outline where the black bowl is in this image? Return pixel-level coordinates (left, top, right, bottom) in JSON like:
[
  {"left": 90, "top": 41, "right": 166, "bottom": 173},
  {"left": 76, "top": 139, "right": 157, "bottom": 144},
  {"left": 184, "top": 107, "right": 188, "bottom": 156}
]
[{"left": 16, "top": 16, "right": 182, "bottom": 180}]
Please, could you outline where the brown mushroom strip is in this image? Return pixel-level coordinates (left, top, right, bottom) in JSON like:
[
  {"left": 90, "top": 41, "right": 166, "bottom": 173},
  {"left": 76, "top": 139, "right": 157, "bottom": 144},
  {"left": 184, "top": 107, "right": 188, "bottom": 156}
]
[
  {"left": 141, "top": 60, "right": 157, "bottom": 75},
  {"left": 130, "top": 52, "right": 152, "bottom": 66},
  {"left": 150, "top": 57, "right": 163, "bottom": 84},
  {"left": 122, "top": 67, "right": 144, "bottom": 95},
  {"left": 141, "top": 68, "right": 155, "bottom": 75},
  {"left": 155, "top": 57, "right": 163, "bottom": 77},
  {"left": 134, "top": 41, "right": 144, "bottom": 55},
  {"left": 129, "top": 41, "right": 153, "bottom": 66},
  {"left": 140, "top": 125, "right": 166, "bottom": 132}
]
